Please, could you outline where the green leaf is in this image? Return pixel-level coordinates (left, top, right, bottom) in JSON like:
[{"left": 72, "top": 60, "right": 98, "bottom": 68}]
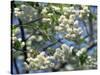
[{"left": 14, "top": 40, "right": 21, "bottom": 50}]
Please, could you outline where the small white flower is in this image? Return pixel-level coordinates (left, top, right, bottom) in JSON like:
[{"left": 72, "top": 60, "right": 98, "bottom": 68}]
[
  {"left": 27, "top": 57, "right": 34, "bottom": 62},
  {"left": 21, "top": 4, "right": 26, "bottom": 8},
  {"left": 59, "top": 23, "right": 65, "bottom": 27},
  {"left": 87, "top": 56, "right": 92, "bottom": 59},
  {"left": 70, "top": 46, "right": 74, "bottom": 54},
  {"left": 56, "top": 47, "right": 61, "bottom": 51},
  {"left": 69, "top": 14, "right": 76, "bottom": 20},
  {"left": 40, "top": 66, "right": 46, "bottom": 69},
  {"left": 42, "top": 18, "right": 51, "bottom": 22},
  {"left": 15, "top": 28, "right": 20, "bottom": 34},
  {"left": 36, "top": 35, "right": 43, "bottom": 42},
  {"left": 64, "top": 12, "right": 69, "bottom": 16},
  {"left": 65, "top": 24, "right": 69, "bottom": 28},
  {"left": 81, "top": 48, "right": 87, "bottom": 53},
  {"left": 87, "top": 13, "right": 90, "bottom": 17},
  {"left": 82, "top": 6, "right": 89, "bottom": 12},
  {"left": 74, "top": 20, "right": 79, "bottom": 26},
  {"left": 55, "top": 26, "right": 63, "bottom": 31},
  {"left": 37, "top": 54, "right": 46, "bottom": 62},
  {"left": 26, "top": 40, "right": 32, "bottom": 46},
  {"left": 58, "top": 15, "right": 66, "bottom": 22},
  {"left": 26, "top": 46, "right": 31, "bottom": 50},
  {"left": 44, "top": 60, "right": 50, "bottom": 64},
  {"left": 68, "top": 19, "right": 74, "bottom": 24},
  {"left": 69, "top": 6, "right": 74, "bottom": 11},
  {"left": 29, "top": 35, "right": 36, "bottom": 40},
  {"left": 79, "top": 31, "right": 83, "bottom": 35},
  {"left": 79, "top": 13, "right": 83, "bottom": 18},
  {"left": 47, "top": 56, "right": 55, "bottom": 60},
  {"left": 61, "top": 44, "right": 69, "bottom": 50},
  {"left": 18, "top": 38, "right": 22, "bottom": 42},
  {"left": 12, "top": 33, "right": 15, "bottom": 37},
  {"left": 80, "top": 10, "right": 85, "bottom": 14},
  {"left": 41, "top": 7, "right": 48, "bottom": 14},
  {"left": 12, "top": 36, "right": 17, "bottom": 41},
  {"left": 73, "top": 28, "right": 78, "bottom": 32},
  {"left": 51, "top": 6, "right": 60, "bottom": 11},
  {"left": 33, "top": 58, "right": 39, "bottom": 62},
  {"left": 71, "top": 34, "right": 76, "bottom": 38},
  {"left": 67, "top": 27, "right": 72, "bottom": 32},
  {"left": 40, "top": 51, "right": 46, "bottom": 56},
  {"left": 63, "top": 7, "right": 69, "bottom": 12},
  {"left": 21, "top": 42, "right": 25, "bottom": 47},
  {"left": 48, "top": 13, "right": 53, "bottom": 17},
  {"left": 14, "top": 11, "right": 22, "bottom": 16},
  {"left": 27, "top": 53, "right": 31, "bottom": 58},
  {"left": 12, "top": 40, "right": 15, "bottom": 44},
  {"left": 29, "top": 49, "right": 33, "bottom": 53},
  {"left": 14, "top": 8, "right": 20, "bottom": 11},
  {"left": 76, "top": 50, "right": 82, "bottom": 56},
  {"left": 65, "top": 34, "right": 70, "bottom": 38}
]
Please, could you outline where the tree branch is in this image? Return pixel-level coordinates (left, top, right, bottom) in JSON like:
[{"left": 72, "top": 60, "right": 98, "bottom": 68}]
[{"left": 11, "top": 1, "right": 20, "bottom": 74}]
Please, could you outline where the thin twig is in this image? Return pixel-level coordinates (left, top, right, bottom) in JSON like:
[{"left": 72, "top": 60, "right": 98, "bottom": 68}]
[
  {"left": 14, "top": 17, "right": 42, "bottom": 27},
  {"left": 18, "top": 18, "right": 29, "bottom": 73}
]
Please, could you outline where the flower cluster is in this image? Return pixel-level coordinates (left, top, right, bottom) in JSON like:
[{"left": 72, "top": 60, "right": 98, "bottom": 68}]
[
  {"left": 14, "top": 4, "right": 38, "bottom": 23},
  {"left": 12, "top": 3, "right": 97, "bottom": 73},
  {"left": 24, "top": 43, "right": 96, "bottom": 71},
  {"left": 24, "top": 44, "right": 74, "bottom": 70},
  {"left": 55, "top": 14, "right": 83, "bottom": 40},
  {"left": 25, "top": 51, "right": 55, "bottom": 70}
]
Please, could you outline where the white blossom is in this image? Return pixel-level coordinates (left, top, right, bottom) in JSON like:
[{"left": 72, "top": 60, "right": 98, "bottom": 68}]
[
  {"left": 70, "top": 46, "right": 74, "bottom": 54},
  {"left": 67, "top": 27, "right": 72, "bottom": 32},
  {"left": 68, "top": 19, "right": 74, "bottom": 24},
  {"left": 51, "top": 6, "right": 60, "bottom": 11},
  {"left": 55, "top": 26, "right": 63, "bottom": 31},
  {"left": 18, "top": 38, "right": 22, "bottom": 42},
  {"left": 41, "top": 7, "right": 48, "bottom": 14},
  {"left": 21, "top": 4, "right": 26, "bottom": 8},
  {"left": 40, "top": 51, "right": 46, "bottom": 56},
  {"left": 29, "top": 35, "right": 36, "bottom": 40},
  {"left": 81, "top": 48, "right": 87, "bottom": 53},
  {"left": 76, "top": 50, "right": 82, "bottom": 56},
  {"left": 71, "top": 34, "right": 76, "bottom": 38},
  {"left": 26, "top": 46, "right": 31, "bottom": 50},
  {"left": 21, "top": 42, "right": 25, "bottom": 47},
  {"left": 36, "top": 35, "right": 43, "bottom": 42},
  {"left": 27, "top": 57, "right": 34, "bottom": 62},
  {"left": 59, "top": 23, "right": 65, "bottom": 27},
  {"left": 65, "top": 34, "right": 70, "bottom": 38},
  {"left": 27, "top": 52, "right": 31, "bottom": 58},
  {"left": 26, "top": 40, "right": 32, "bottom": 46},
  {"left": 58, "top": 15, "right": 66, "bottom": 22},
  {"left": 12, "top": 36, "right": 17, "bottom": 41},
  {"left": 47, "top": 13, "right": 53, "bottom": 17},
  {"left": 74, "top": 20, "right": 79, "bottom": 27},
  {"left": 63, "top": 7, "right": 69, "bottom": 12},
  {"left": 69, "top": 14, "right": 76, "bottom": 20},
  {"left": 61, "top": 44, "right": 69, "bottom": 51},
  {"left": 42, "top": 18, "right": 51, "bottom": 22}
]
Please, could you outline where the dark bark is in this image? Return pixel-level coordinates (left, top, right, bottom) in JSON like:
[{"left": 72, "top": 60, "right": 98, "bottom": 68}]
[{"left": 11, "top": 1, "right": 20, "bottom": 74}]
